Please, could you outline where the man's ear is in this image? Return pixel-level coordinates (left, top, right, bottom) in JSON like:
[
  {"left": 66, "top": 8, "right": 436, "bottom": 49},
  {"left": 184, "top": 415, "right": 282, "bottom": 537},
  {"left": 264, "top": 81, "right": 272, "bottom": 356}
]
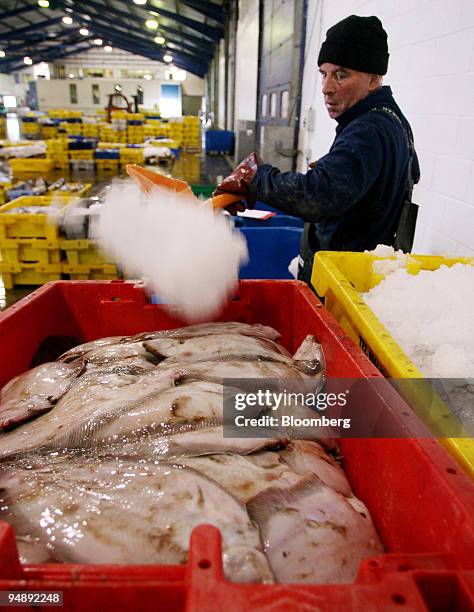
[{"left": 368, "top": 74, "right": 383, "bottom": 91}]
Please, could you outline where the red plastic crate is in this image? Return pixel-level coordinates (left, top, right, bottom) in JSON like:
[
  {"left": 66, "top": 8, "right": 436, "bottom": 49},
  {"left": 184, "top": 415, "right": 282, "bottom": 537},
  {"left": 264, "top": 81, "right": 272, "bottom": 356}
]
[{"left": 0, "top": 280, "right": 473, "bottom": 612}]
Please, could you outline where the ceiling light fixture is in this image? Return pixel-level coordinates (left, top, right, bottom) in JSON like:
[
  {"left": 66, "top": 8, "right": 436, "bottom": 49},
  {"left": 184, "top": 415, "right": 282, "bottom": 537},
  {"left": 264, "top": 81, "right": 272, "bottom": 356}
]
[
  {"left": 133, "top": 0, "right": 147, "bottom": 4},
  {"left": 38, "top": 0, "right": 49, "bottom": 7},
  {"left": 104, "top": 45, "right": 112, "bottom": 52},
  {"left": 154, "top": 35, "right": 165, "bottom": 44},
  {"left": 24, "top": 56, "right": 33, "bottom": 65},
  {"left": 163, "top": 54, "right": 172, "bottom": 63},
  {"left": 62, "top": 16, "right": 73, "bottom": 25},
  {"left": 69, "top": 73, "right": 74, "bottom": 79},
  {"left": 79, "top": 27, "right": 89, "bottom": 35},
  {"left": 0, "top": 51, "right": 5, "bottom": 58},
  {"left": 94, "top": 38, "right": 103, "bottom": 45},
  {"left": 145, "top": 18, "right": 158, "bottom": 29}
]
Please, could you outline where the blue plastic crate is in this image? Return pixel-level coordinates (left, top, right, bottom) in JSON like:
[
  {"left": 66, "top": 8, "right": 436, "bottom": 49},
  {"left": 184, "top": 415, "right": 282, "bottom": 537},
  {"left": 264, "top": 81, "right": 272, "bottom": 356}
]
[
  {"left": 21, "top": 117, "right": 37, "bottom": 123},
  {"left": 95, "top": 149, "right": 120, "bottom": 160},
  {"left": 238, "top": 227, "right": 302, "bottom": 279},
  {"left": 233, "top": 215, "right": 303, "bottom": 229},
  {"left": 205, "top": 130, "right": 234, "bottom": 155}
]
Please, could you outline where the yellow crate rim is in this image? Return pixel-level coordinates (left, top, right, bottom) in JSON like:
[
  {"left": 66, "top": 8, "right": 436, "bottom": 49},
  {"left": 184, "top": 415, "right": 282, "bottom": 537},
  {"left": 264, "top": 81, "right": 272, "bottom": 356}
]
[{"left": 312, "top": 251, "right": 474, "bottom": 478}]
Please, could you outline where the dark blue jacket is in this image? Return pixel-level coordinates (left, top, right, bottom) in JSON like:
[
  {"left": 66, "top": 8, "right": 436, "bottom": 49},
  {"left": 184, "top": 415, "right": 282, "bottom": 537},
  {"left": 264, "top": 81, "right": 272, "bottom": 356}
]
[{"left": 249, "top": 86, "right": 420, "bottom": 271}]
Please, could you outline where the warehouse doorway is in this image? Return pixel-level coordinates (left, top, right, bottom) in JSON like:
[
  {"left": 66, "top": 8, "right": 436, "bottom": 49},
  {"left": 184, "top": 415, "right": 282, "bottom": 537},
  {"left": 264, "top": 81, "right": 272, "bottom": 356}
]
[{"left": 256, "top": 0, "right": 307, "bottom": 171}]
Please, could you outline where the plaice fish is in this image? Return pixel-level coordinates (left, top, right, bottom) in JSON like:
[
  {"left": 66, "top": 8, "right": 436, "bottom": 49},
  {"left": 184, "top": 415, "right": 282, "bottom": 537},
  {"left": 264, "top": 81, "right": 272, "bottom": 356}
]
[
  {"left": 0, "top": 361, "right": 85, "bottom": 432},
  {"left": 144, "top": 333, "right": 291, "bottom": 364},
  {"left": 70, "top": 381, "right": 227, "bottom": 447},
  {"left": 247, "top": 474, "right": 383, "bottom": 584},
  {"left": 0, "top": 452, "right": 274, "bottom": 583},
  {"left": 0, "top": 369, "right": 181, "bottom": 459},
  {"left": 176, "top": 451, "right": 302, "bottom": 502},
  {"left": 58, "top": 323, "right": 281, "bottom": 363}
]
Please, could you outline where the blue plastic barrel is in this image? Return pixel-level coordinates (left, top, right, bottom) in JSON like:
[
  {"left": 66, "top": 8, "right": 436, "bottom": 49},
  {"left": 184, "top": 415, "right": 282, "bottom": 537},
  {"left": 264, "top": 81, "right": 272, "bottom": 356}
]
[
  {"left": 205, "top": 130, "right": 235, "bottom": 155},
  {"left": 238, "top": 227, "right": 302, "bottom": 279},
  {"left": 233, "top": 215, "right": 303, "bottom": 229}
]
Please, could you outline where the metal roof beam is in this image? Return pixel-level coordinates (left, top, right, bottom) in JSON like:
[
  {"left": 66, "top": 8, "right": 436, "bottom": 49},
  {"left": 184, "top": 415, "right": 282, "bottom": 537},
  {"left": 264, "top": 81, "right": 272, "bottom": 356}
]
[
  {"left": 114, "top": 0, "right": 223, "bottom": 41},
  {"left": 0, "top": 4, "right": 39, "bottom": 21},
  {"left": 86, "top": 22, "right": 207, "bottom": 75},
  {"left": 2, "top": 44, "right": 93, "bottom": 74},
  {"left": 58, "top": 0, "right": 216, "bottom": 53},
  {"left": 177, "top": 0, "right": 225, "bottom": 25},
  {"left": 0, "top": 17, "right": 64, "bottom": 41},
  {"left": 72, "top": 9, "right": 213, "bottom": 61}
]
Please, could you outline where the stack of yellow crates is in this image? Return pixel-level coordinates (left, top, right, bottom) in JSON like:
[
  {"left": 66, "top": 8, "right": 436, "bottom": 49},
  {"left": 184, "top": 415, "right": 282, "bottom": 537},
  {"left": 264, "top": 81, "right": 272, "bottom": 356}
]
[
  {"left": 0, "top": 117, "right": 6, "bottom": 137},
  {"left": 168, "top": 120, "right": 183, "bottom": 148},
  {"left": 46, "top": 139, "right": 69, "bottom": 170},
  {"left": 61, "top": 239, "right": 118, "bottom": 281},
  {"left": 182, "top": 116, "right": 201, "bottom": 149},
  {"left": 60, "top": 121, "right": 82, "bottom": 136},
  {"left": 119, "top": 147, "right": 144, "bottom": 168},
  {"left": 0, "top": 195, "right": 74, "bottom": 288},
  {"left": 99, "top": 123, "right": 127, "bottom": 143},
  {"left": 82, "top": 124, "right": 99, "bottom": 138},
  {"left": 42, "top": 125, "right": 58, "bottom": 139},
  {"left": 21, "top": 114, "right": 40, "bottom": 137}
]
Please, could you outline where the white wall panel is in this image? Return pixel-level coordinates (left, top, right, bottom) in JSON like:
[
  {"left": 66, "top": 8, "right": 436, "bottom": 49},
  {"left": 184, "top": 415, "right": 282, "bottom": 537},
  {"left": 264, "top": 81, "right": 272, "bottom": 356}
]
[{"left": 234, "top": 0, "right": 259, "bottom": 123}]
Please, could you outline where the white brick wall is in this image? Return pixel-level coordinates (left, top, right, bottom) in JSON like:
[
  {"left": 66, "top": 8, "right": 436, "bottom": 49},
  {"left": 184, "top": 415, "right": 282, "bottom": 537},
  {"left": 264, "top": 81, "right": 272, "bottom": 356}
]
[{"left": 299, "top": 0, "right": 474, "bottom": 256}]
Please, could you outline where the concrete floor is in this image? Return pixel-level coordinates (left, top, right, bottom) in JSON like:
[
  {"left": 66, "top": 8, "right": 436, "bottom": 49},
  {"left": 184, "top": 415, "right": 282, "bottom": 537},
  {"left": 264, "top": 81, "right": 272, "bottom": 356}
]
[{"left": 0, "top": 117, "right": 232, "bottom": 310}]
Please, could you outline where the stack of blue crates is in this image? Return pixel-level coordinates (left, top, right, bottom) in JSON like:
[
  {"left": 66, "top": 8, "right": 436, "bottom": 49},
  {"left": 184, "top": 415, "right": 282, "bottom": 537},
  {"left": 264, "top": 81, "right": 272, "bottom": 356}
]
[{"left": 205, "top": 130, "right": 235, "bottom": 155}]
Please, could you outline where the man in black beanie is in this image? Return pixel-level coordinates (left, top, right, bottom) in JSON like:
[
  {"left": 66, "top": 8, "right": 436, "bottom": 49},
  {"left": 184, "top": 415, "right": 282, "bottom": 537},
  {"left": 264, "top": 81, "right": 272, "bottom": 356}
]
[{"left": 215, "top": 15, "right": 420, "bottom": 284}]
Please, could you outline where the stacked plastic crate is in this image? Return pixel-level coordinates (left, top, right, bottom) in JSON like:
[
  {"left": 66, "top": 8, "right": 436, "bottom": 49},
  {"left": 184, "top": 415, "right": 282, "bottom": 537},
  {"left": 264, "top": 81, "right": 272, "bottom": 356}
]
[
  {"left": 45, "top": 139, "right": 68, "bottom": 170},
  {"left": 127, "top": 113, "right": 145, "bottom": 144},
  {"left": 182, "top": 116, "right": 201, "bottom": 150},
  {"left": 0, "top": 115, "right": 6, "bottom": 137},
  {"left": 21, "top": 114, "right": 40, "bottom": 138},
  {"left": 168, "top": 119, "right": 183, "bottom": 148},
  {"left": 119, "top": 145, "right": 144, "bottom": 169},
  {"left": 0, "top": 195, "right": 73, "bottom": 288}
]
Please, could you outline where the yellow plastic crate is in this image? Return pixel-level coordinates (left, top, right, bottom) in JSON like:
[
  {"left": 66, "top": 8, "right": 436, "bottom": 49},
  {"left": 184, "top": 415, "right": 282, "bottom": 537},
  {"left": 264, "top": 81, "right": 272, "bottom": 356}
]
[
  {"left": 63, "top": 262, "right": 118, "bottom": 280},
  {"left": 49, "top": 183, "right": 92, "bottom": 198},
  {"left": 8, "top": 158, "right": 55, "bottom": 174},
  {"left": 0, "top": 238, "right": 61, "bottom": 265},
  {"left": 0, "top": 262, "right": 62, "bottom": 288},
  {"left": 312, "top": 251, "right": 474, "bottom": 478},
  {"left": 60, "top": 239, "right": 112, "bottom": 266},
  {"left": 69, "top": 150, "right": 94, "bottom": 160},
  {"left": 0, "top": 195, "right": 74, "bottom": 240}
]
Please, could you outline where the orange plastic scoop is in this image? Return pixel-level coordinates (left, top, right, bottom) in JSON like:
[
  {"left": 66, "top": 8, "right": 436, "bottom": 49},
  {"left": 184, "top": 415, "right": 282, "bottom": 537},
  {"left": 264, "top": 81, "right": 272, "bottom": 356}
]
[{"left": 126, "top": 164, "right": 244, "bottom": 210}]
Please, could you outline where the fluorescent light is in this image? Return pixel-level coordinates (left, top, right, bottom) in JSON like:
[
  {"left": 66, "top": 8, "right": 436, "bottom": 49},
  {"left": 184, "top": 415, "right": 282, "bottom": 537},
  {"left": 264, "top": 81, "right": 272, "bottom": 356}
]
[
  {"left": 104, "top": 45, "right": 112, "bottom": 52},
  {"left": 0, "top": 51, "right": 5, "bottom": 58},
  {"left": 144, "top": 74, "right": 152, "bottom": 80},
  {"left": 38, "top": 0, "right": 49, "bottom": 7},
  {"left": 133, "top": 0, "right": 147, "bottom": 4},
  {"left": 163, "top": 54, "right": 172, "bottom": 63},
  {"left": 79, "top": 27, "right": 89, "bottom": 35},
  {"left": 145, "top": 18, "right": 158, "bottom": 29},
  {"left": 154, "top": 35, "right": 165, "bottom": 44},
  {"left": 94, "top": 38, "right": 103, "bottom": 45},
  {"left": 24, "top": 56, "right": 33, "bottom": 65},
  {"left": 69, "top": 73, "right": 74, "bottom": 79},
  {"left": 62, "top": 16, "right": 73, "bottom": 25}
]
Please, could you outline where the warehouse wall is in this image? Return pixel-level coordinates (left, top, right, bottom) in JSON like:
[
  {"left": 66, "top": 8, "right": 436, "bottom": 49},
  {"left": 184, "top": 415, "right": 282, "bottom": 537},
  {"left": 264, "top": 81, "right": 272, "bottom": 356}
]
[
  {"left": 233, "top": 0, "right": 260, "bottom": 161},
  {"left": 298, "top": 0, "right": 474, "bottom": 256},
  {"left": 35, "top": 76, "right": 204, "bottom": 115},
  {"left": 234, "top": 0, "right": 259, "bottom": 123},
  {"left": 0, "top": 74, "right": 28, "bottom": 102}
]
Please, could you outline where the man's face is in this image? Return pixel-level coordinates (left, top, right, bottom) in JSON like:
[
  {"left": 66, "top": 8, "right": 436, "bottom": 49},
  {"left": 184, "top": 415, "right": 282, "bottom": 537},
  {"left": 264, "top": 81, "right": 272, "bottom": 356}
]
[{"left": 319, "top": 63, "right": 381, "bottom": 119}]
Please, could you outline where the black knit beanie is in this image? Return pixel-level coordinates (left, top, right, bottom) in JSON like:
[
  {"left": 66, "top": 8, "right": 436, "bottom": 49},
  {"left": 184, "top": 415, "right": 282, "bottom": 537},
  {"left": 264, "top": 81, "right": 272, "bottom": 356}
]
[{"left": 318, "top": 15, "right": 389, "bottom": 75}]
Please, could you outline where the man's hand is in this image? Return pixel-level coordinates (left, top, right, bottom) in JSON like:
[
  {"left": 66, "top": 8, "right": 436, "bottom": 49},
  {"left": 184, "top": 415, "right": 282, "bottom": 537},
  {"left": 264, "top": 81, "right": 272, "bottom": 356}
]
[{"left": 214, "top": 152, "right": 262, "bottom": 214}]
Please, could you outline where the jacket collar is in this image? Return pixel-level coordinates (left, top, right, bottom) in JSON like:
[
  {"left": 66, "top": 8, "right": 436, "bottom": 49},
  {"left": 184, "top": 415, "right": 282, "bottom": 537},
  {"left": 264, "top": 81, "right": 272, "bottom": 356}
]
[{"left": 335, "top": 86, "right": 394, "bottom": 132}]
